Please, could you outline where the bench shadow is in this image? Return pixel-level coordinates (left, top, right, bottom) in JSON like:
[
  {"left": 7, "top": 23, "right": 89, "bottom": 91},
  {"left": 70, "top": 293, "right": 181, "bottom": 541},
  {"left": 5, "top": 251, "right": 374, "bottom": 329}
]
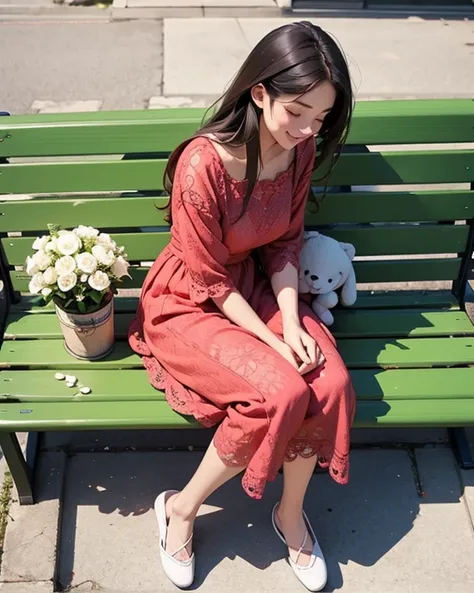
[{"left": 54, "top": 444, "right": 463, "bottom": 592}]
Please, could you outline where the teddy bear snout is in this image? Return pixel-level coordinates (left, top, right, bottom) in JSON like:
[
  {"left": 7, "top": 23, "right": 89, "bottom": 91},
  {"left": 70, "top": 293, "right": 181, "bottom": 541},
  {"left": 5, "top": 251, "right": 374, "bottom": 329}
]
[{"left": 310, "top": 274, "right": 319, "bottom": 281}]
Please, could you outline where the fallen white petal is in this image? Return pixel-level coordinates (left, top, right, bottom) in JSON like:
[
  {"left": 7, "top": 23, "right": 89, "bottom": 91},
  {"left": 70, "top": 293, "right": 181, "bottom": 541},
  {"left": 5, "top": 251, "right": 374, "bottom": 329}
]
[
  {"left": 80, "top": 387, "right": 92, "bottom": 394},
  {"left": 66, "top": 382, "right": 75, "bottom": 388},
  {"left": 55, "top": 373, "right": 65, "bottom": 380},
  {"left": 64, "top": 375, "right": 77, "bottom": 384}
]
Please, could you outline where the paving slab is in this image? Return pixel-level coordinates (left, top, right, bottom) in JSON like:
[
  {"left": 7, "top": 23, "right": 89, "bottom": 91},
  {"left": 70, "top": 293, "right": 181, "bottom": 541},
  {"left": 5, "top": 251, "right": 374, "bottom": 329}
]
[
  {"left": 0, "top": 583, "right": 53, "bottom": 592},
  {"left": 56, "top": 448, "right": 474, "bottom": 592},
  {"left": 164, "top": 17, "right": 474, "bottom": 97},
  {"left": 0, "top": 452, "right": 66, "bottom": 585},
  {"left": 164, "top": 18, "right": 249, "bottom": 96}
]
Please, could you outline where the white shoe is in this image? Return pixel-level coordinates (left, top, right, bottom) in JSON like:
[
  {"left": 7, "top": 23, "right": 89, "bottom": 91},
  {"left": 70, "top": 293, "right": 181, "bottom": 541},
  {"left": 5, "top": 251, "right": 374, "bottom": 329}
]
[
  {"left": 272, "top": 503, "right": 328, "bottom": 592},
  {"left": 155, "top": 490, "right": 195, "bottom": 589}
]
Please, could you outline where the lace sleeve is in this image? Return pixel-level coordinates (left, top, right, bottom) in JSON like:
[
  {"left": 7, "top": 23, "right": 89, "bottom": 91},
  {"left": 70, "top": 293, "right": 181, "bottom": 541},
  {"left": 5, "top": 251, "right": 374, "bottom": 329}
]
[{"left": 172, "top": 142, "right": 235, "bottom": 304}]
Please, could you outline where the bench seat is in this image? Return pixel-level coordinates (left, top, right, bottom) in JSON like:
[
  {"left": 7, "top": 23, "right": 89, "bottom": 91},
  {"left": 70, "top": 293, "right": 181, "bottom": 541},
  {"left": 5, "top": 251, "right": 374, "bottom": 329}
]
[{"left": 2, "top": 292, "right": 474, "bottom": 431}]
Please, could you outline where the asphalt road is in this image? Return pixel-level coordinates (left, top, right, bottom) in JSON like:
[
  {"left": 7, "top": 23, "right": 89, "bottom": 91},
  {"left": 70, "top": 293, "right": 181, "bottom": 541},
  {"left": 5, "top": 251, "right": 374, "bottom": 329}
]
[{"left": 0, "top": 19, "right": 163, "bottom": 114}]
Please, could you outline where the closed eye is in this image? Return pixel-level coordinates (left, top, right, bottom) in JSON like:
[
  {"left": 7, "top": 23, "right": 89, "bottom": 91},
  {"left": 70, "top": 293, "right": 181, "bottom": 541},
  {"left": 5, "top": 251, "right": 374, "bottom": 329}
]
[{"left": 285, "top": 108, "right": 324, "bottom": 124}]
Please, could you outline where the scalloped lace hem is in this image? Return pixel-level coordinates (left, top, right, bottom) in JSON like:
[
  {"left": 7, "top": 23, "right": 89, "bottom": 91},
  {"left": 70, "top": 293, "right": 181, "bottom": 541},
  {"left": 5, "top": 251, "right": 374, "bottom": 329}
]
[
  {"left": 213, "top": 427, "right": 350, "bottom": 500},
  {"left": 264, "top": 249, "right": 301, "bottom": 278},
  {"left": 189, "top": 276, "right": 235, "bottom": 304}
]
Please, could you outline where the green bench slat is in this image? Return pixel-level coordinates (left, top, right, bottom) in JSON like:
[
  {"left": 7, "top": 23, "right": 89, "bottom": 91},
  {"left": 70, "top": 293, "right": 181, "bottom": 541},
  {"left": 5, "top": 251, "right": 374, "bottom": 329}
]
[
  {"left": 2, "top": 337, "right": 474, "bottom": 370},
  {"left": 4, "top": 309, "right": 473, "bottom": 341},
  {"left": 1, "top": 150, "right": 472, "bottom": 194},
  {"left": 331, "top": 309, "right": 474, "bottom": 338},
  {"left": 9, "top": 291, "right": 460, "bottom": 316},
  {"left": 0, "top": 398, "right": 472, "bottom": 431},
  {"left": 1, "top": 100, "right": 472, "bottom": 158},
  {"left": 9, "top": 258, "right": 462, "bottom": 292},
  {"left": 3, "top": 225, "right": 469, "bottom": 265},
  {"left": 353, "top": 291, "right": 459, "bottom": 310},
  {"left": 354, "top": 400, "right": 474, "bottom": 428},
  {"left": 2, "top": 191, "right": 473, "bottom": 233},
  {"left": 1, "top": 368, "right": 473, "bottom": 403},
  {"left": 0, "top": 400, "right": 198, "bottom": 430}
]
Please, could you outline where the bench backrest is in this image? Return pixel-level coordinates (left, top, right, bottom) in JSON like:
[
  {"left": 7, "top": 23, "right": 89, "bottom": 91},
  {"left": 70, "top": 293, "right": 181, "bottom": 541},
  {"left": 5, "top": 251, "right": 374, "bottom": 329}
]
[{"left": 0, "top": 99, "right": 473, "bottom": 305}]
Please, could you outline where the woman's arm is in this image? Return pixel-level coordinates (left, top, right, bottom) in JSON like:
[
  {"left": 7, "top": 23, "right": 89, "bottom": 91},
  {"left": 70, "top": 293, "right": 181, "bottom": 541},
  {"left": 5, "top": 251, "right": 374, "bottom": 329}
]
[
  {"left": 212, "top": 289, "right": 299, "bottom": 369},
  {"left": 270, "top": 261, "right": 324, "bottom": 373},
  {"left": 270, "top": 261, "right": 300, "bottom": 328}
]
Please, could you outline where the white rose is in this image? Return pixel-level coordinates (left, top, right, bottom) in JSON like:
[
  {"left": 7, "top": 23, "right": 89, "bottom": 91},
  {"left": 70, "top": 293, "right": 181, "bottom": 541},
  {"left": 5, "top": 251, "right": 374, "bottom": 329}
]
[
  {"left": 25, "top": 256, "right": 40, "bottom": 276},
  {"left": 74, "top": 225, "right": 99, "bottom": 240},
  {"left": 45, "top": 237, "right": 58, "bottom": 253},
  {"left": 41, "top": 287, "right": 52, "bottom": 298},
  {"left": 55, "top": 255, "right": 77, "bottom": 275},
  {"left": 80, "top": 274, "right": 89, "bottom": 283},
  {"left": 57, "top": 273, "right": 77, "bottom": 292},
  {"left": 96, "top": 233, "right": 116, "bottom": 249},
  {"left": 56, "top": 232, "right": 81, "bottom": 256},
  {"left": 88, "top": 271, "right": 110, "bottom": 292},
  {"left": 32, "top": 249, "right": 52, "bottom": 272},
  {"left": 75, "top": 252, "right": 97, "bottom": 274},
  {"left": 111, "top": 256, "right": 131, "bottom": 279},
  {"left": 32, "top": 235, "right": 49, "bottom": 251},
  {"left": 43, "top": 266, "right": 57, "bottom": 285},
  {"left": 28, "top": 272, "right": 46, "bottom": 295},
  {"left": 92, "top": 245, "right": 115, "bottom": 267}
]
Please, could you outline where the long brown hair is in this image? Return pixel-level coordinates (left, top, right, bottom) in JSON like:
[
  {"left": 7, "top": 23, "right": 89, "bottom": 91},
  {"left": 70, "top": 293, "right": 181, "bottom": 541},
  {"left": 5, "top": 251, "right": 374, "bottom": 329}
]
[{"left": 162, "top": 21, "right": 353, "bottom": 223}]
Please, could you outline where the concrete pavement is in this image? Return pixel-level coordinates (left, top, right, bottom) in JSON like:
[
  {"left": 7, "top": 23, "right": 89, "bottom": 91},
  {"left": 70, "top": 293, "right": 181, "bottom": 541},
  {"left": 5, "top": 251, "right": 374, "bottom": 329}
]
[
  {"left": 1, "top": 15, "right": 473, "bottom": 115},
  {"left": 164, "top": 17, "right": 474, "bottom": 98},
  {"left": 1, "top": 444, "right": 474, "bottom": 592}
]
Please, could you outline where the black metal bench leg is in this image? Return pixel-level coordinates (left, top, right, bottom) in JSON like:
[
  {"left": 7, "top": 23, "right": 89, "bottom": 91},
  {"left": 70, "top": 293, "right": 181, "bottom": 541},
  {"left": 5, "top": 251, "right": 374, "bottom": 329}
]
[
  {"left": 449, "top": 428, "right": 474, "bottom": 470},
  {"left": 0, "top": 432, "right": 35, "bottom": 504}
]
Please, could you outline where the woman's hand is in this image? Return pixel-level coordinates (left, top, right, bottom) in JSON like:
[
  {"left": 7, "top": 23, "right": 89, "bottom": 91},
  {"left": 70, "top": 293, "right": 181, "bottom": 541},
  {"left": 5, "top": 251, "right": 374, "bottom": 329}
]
[
  {"left": 271, "top": 339, "right": 300, "bottom": 371},
  {"left": 283, "top": 321, "right": 325, "bottom": 375}
]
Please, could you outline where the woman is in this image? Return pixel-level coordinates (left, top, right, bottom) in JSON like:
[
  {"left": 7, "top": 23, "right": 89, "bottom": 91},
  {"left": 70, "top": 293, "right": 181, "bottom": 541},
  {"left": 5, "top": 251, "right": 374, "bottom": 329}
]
[{"left": 129, "top": 21, "right": 355, "bottom": 591}]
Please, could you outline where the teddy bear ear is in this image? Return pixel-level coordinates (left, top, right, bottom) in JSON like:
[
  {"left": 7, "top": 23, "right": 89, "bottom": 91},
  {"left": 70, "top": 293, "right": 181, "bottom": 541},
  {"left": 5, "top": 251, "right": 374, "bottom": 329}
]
[
  {"left": 339, "top": 241, "right": 356, "bottom": 261},
  {"left": 303, "top": 230, "right": 319, "bottom": 241}
]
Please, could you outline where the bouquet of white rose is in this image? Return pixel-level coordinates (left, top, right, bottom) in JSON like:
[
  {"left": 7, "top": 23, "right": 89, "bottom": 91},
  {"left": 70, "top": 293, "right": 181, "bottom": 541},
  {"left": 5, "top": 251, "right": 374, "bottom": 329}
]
[{"left": 25, "top": 224, "right": 131, "bottom": 315}]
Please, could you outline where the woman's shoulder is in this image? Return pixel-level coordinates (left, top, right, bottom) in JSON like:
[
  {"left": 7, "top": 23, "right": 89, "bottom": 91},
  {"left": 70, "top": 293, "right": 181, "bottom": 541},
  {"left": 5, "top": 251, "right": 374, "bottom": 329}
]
[{"left": 176, "top": 136, "right": 225, "bottom": 178}]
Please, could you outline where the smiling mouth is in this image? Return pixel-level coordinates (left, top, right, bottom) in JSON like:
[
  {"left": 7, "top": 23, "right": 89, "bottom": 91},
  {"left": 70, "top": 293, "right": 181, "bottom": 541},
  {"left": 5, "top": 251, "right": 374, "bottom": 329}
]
[{"left": 286, "top": 131, "right": 307, "bottom": 141}]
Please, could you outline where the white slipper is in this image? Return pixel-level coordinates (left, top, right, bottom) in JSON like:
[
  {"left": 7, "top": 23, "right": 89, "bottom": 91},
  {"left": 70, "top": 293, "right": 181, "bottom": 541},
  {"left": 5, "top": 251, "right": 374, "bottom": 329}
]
[
  {"left": 154, "top": 490, "right": 195, "bottom": 589},
  {"left": 272, "top": 502, "right": 327, "bottom": 592}
]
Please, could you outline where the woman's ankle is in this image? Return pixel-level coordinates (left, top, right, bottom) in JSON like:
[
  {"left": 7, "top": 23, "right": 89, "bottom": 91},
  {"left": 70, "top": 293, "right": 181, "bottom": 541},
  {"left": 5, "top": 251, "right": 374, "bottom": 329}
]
[
  {"left": 277, "top": 500, "right": 304, "bottom": 523},
  {"left": 170, "top": 492, "right": 199, "bottom": 522}
]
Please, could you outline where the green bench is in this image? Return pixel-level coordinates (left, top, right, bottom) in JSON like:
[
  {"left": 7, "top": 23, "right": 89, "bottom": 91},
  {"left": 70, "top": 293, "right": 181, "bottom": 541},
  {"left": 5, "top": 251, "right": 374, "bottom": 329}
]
[{"left": 0, "top": 99, "right": 473, "bottom": 505}]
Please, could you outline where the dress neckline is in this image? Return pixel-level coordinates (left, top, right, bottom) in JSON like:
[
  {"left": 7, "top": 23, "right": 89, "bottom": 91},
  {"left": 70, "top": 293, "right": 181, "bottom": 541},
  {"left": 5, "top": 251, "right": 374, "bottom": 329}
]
[{"left": 201, "top": 136, "right": 300, "bottom": 187}]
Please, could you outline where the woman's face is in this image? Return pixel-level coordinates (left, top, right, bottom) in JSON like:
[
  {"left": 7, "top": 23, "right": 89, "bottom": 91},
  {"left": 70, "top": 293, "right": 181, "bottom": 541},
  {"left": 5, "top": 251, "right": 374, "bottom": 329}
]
[{"left": 254, "top": 81, "right": 337, "bottom": 151}]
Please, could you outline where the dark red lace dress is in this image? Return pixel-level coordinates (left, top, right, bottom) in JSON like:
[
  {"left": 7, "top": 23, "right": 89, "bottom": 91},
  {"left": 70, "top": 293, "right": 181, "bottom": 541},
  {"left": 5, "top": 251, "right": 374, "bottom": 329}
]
[{"left": 129, "top": 136, "right": 355, "bottom": 499}]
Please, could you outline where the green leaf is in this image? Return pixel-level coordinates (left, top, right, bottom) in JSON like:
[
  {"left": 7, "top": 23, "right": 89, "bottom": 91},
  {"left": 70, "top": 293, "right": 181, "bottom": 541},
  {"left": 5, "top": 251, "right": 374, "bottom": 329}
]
[
  {"left": 43, "top": 293, "right": 55, "bottom": 306},
  {"left": 77, "top": 300, "right": 86, "bottom": 314},
  {"left": 89, "top": 290, "right": 104, "bottom": 305},
  {"left": 47, "top": 223, "right": 60, "bottom": 235}
]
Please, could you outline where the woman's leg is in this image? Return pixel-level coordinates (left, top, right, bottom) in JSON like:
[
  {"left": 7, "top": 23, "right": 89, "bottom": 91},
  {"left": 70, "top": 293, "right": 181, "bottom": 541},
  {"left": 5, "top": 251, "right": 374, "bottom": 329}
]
[
  {"left": 165, "top": 438, "right": 246, "bottom": 561},
  {"left": 274, "top": 454, "right": 319, "bottom": 566}
]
